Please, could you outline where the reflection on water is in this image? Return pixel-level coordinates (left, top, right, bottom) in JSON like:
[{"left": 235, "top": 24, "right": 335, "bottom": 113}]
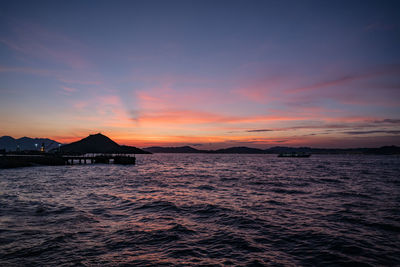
[{"left": 0, "top": 154, "right": 399, "bottom": 265}]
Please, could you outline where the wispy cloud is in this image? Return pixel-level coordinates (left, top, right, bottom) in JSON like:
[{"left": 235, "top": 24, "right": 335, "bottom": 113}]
[
  {"left": 288, "top": 66, "right": 400, "bottom": 94},
  {"left": 1, "top": 21, "right": 90, "bottom": 69},
  {"left": 58, "top": 78, "right": 103, "bottom": 85},
  {"left": 289, "top": 75, "right": 361, "bottom": 94},
  {"left": 242, "top": 118, "right": 400, "bottom": 135},
  {"left": 0, "top": 65, "right": 103, "bottom": 88},
  {"left": 0, "top": 65, "right": 54, "bottom": 76},
  {"left": 60, "top": 86, "right": 78, "bottom": 95},
  {"left": 246, "top": 129, "right": 274, "bottom": 132},
  {"left": 232, "top": 76, "right": 284, "bottom": 103},
  {"left": 131, "top": 109, "right": 240, "bottom": 125},
  {"left": 132, "top": 108, "right": 309, "bottom": 126},
  {"left": 69, "top": 94, "right": 133, "bottom": 128},
  {"left": 344, "top": 130, "right": 400, "bottom": 135},
  {"left": 373, "top": 119, "right": 400, "bottom": 124}
]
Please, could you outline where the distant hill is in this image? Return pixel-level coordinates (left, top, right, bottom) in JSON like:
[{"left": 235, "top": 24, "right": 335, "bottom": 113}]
[
  {"left": 266, "top": 146, "right": 400, "bottom": 154},
  {"left": 0, "top": 136, "right": 61, "bottom": 152},
  {"left": 213, "top": 146, "right": 266, "bottom": 154},
  {"left": 60, "top": 133, "right": 150, "bottom": 154},
  {"left": 119, "top": 145, "right": 150, "bottom": 154},
  {"left": 364, "top": 145, "right": 400, "bottom": 155},
  {"left": 143, "top": 146, "right": 204, "bottom": 153},
  {"left": 266, "top": 146, "right": 311, "bottom": 154},
  {"left": 141, "top": 145, "right": 400, "bottom": 155},
  {"left": 143, "top": 146, "right": 266, "bottom": 154}
]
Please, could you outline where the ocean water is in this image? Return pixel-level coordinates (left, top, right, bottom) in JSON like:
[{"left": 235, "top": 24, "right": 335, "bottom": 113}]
[{"left": 0, "top": 154, "right": 399, "bottom": 266}]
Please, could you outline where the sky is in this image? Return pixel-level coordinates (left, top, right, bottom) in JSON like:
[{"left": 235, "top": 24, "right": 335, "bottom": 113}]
[{"left": 0, "top": 0, "right": 399, "bottom": 148}]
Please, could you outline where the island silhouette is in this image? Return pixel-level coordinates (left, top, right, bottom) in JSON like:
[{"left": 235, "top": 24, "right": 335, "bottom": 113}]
[{"left": 59, "top": 133, "right": 150, "bottom": 154}]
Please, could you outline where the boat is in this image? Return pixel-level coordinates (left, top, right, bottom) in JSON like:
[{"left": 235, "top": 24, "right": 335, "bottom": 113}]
[{"left": 278, "top": 152, "right": 311, "bottom": 157}]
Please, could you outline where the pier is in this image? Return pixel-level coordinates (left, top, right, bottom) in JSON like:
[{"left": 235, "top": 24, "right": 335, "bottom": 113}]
[
  {"left": 63, "top": 155, "right": 136, "bottom": 165},
  {"left": 0, "top": 154, "right": 136, "bottom": 168}
]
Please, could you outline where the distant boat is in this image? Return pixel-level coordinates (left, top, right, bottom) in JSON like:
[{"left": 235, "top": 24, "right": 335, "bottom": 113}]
[{"left": 278, "top": 153, "right": 311, "bottom": 158}]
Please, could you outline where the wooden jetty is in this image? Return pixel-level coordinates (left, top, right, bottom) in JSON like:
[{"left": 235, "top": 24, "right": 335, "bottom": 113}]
[
  {"left": 0, "top": 154, "right": 136, "bottom": 168},
  {"left": 63, "top": 155, "right": 136, "bottom": 165}
]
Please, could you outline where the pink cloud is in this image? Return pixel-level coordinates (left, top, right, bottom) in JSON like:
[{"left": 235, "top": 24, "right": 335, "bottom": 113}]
[
  {"left": 69, "top": 94, "right": 134, "bottom": 128},
  {"left": 233, "top": 87, "right": 269, "bottom": 103},
  {"left": 61, "top": 86, "right": 77, "bottom": 93},
  {"left": 98, "top": 95, "right": 121, "bottom": 106},
  {"left": 232, "top": 76, "right": 285, "bottom": 103},
  {"left": 136, "top": 84, "right": 231, "bottom": 111}
]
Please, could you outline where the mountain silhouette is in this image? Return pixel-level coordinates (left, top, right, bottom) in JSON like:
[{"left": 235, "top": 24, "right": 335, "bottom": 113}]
[
  {"left": 60, "top": 133, "right": 150, "bottom": 154},
  {"left": 143, "top": 146, "right": 204, "bottom": 153},
  {"left": 0, "top": 136, "right": 61, "bottom": 152},
  {"left": 142, "top": 145, "right": 400, "bottom": 154},
  {"left": 144, "top": 146, "right": 266, "bottom": 154},
  {"left": 212, "top": 146, "right": 265, "bottom": 154}
]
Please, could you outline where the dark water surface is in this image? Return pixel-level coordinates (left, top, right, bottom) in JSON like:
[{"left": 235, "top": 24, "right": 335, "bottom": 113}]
[{"left": 0, "top": 154, "right": 399, "bottom": 266}]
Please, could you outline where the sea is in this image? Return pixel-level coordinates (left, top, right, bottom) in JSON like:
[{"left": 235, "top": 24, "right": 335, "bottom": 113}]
[{"left": 0, "top": 154, "right": 399, "bottom": 266}]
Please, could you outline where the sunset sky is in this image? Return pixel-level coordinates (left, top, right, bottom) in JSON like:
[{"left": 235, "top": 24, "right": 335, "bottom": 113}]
[{"left": 1, "top": 0, "right": 399, "bottom": 148}]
